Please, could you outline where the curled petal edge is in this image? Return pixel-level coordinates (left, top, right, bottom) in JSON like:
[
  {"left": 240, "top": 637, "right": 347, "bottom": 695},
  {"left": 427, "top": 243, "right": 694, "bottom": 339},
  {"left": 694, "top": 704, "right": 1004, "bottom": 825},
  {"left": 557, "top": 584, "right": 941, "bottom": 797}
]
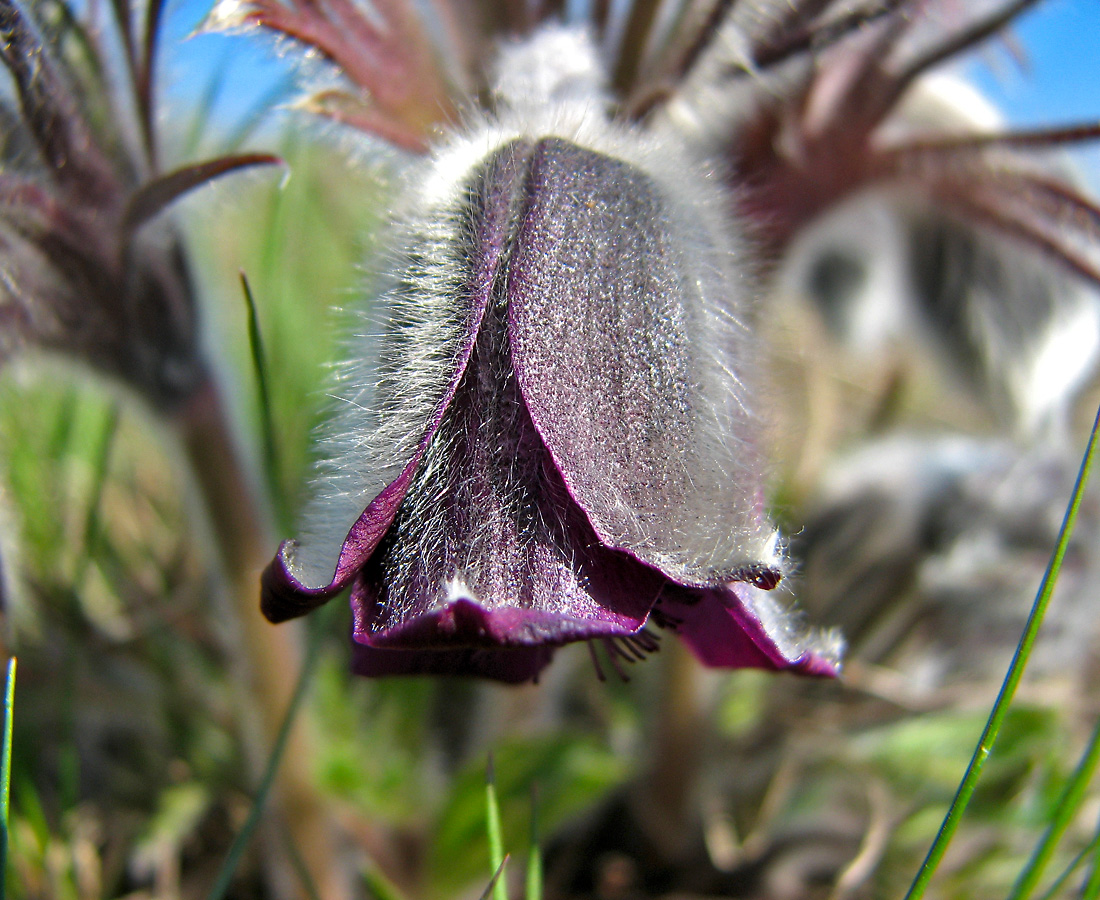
[{"left": 675, "top": 582, "right": 844, "bottom": 677}]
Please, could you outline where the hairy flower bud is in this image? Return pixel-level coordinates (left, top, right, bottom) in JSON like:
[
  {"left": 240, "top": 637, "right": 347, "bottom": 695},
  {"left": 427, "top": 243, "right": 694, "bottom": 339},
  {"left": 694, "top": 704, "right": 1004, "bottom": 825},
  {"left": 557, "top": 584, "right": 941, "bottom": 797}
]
[{"left": 262, "top": 28, "right": 842, "bottom": 682}]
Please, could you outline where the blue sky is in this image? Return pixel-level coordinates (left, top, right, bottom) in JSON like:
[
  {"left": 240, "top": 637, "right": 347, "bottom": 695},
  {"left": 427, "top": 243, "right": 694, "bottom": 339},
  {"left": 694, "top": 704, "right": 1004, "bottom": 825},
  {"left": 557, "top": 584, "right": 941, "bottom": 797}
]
[
  {"left": 966, "top": 0, "right": 1100, "bottom": 187},
  {"left": 967, "top": 0, "right": 1100, "bottom": 127}
]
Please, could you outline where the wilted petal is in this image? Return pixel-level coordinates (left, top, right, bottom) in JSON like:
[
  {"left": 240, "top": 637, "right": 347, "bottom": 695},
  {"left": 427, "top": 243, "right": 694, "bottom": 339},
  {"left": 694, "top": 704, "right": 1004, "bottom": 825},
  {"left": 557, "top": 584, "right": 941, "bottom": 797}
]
[{"left": 509, "top": 137, "right": 780, "bottom": 587}]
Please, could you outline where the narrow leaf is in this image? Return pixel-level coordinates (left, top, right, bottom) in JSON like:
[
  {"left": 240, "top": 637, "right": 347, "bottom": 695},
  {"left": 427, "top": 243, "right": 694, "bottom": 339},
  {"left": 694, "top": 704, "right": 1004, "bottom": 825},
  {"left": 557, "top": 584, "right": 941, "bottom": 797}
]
[
  {"left": 363, "top": 860, "right": 410, "bottom": 900},
  {"left": 1009, "top": 717, "right": 1100, "bottom": 900},
  {"left": 486, "top": 755, "right": 508, "bottom": 900},
  {"left": 888, "top": 0, "right": 1044, "bottom": 107},
  {"left": 1079, "top": 808, "right": 1100, "bottom": 899},
  {"left": 0, "top": 657, "right": 16, "bottom": 900},
  {"left": 240, "top": 272, "right": 284, "bottom": 528},
  {"left": 891, "top": 123, "right": 1100, "bottom": 158},
  {"left": 137, "top": 0, "right": 168, "bottom": 165},
  {"left": 526, "top": 786, "right": 542, "bottom": 900},
  {"left": 122, "top": 153, "right": 282, "bottom": 234},
  {"left": 1031, "top": 830, "right": 1100, "bottom": 900},
  {"left": 206, "top": 607, "right": 329, "bottom": 900},
  {"left": 0, "top": 0, "right": 112, "bottom": 195},
  {"left": 904, "top": 401, "right": 1100, "bottom": 900}
]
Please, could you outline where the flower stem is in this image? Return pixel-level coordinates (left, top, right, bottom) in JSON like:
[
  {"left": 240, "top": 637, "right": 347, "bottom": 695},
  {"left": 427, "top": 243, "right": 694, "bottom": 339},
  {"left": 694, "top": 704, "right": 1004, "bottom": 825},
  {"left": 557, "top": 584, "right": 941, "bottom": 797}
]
[{"left": 178, "top": 378, "right": 353, "bottom": 900}]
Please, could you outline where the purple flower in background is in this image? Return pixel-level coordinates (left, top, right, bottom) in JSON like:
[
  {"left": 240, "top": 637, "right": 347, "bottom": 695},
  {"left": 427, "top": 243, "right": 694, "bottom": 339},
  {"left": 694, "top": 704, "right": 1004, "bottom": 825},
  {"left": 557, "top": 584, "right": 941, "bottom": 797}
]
[
  {"left": 261, "top": 30, "right": 842, "bottom": 682},
  {"left": 0, "top": 0, "right": 277, "bottom": 407}
]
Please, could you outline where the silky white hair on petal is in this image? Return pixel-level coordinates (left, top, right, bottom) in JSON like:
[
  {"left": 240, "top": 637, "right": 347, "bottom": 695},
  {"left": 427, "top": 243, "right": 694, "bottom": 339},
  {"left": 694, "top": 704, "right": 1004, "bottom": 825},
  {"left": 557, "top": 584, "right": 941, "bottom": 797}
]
[{"left": 289, "top": 24, "right": 777, "bottom": 588}]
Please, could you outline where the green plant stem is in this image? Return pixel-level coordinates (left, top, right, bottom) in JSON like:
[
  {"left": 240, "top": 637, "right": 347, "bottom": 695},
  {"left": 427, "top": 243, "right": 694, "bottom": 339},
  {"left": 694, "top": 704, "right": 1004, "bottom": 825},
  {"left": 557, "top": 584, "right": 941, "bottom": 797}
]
[
  {"left": 527, "top": 787, "right": 542, "bottom": 900},
  {"left": 0, "top": 658, "right": 15, "bottom": 900},
  {"left": 903, "top": 403, "right": 1100, "bottom": 900},
  {"left": 1009, "top": 716, "right": 1100, "bottom": 900},
  {"left": 179, "top": 378, "right": 352, "bottom": 900},
  {"left": 239, "top": 272, "right": 285, "bottom": 528},
  {"left": 1033, "top": 831, "right": 1100, "bottom": 900},
  {"left": 1080, "top": 806, "right": 1100, "bottom": 899},
  {"left": 363, "top": 859, "right": 410, "bottom": 900},
  {"left": 486, "top": 756, "right": 508, "bottom": 900},
  {"left": 208, "top": 610, "right": 327, "bottom": 900}
]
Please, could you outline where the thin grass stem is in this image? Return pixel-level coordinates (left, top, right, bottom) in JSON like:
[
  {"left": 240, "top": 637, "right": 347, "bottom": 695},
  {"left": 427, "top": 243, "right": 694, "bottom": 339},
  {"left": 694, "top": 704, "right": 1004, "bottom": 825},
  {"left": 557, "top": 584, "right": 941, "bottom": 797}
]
[
  {"left": 479, "top": 856, "right": 510, "bottom": 900},
  {"left": 240, "top": 272, "right": 284, "bottom": 528},
  {"left": 527, "top": 786, "right": 542, "bottom": 900},
  {"left": 486, "top": 755, "right": 508, "bottom": 900},
  {"left": 1079, "top": 804, "right": 1100, "bottom": 899},
  {"left": 282, "top": 820, "right": 323, "bottom": 900},
  {"left": 363, "top": 860, "right": 409, "bottom": 900},
  {"left": 1009, "top": 716, "right": 1100, "bottom": 900},
  {"left": 206, "top": 609, "right": 329, "bottom": 900},
  {"left": 1031, "top": 831, "right": 1100, "bottom": 900},
  {"left": 0, "top": 658, "right": 15, "bottom": 900},
  {"left": 903, "top": 403, "right": 1100, "bottom": 900}
]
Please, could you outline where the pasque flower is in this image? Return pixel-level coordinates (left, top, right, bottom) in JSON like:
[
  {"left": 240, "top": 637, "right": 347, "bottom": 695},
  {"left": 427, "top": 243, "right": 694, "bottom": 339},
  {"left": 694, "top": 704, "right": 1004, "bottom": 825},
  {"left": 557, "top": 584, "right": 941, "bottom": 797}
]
[{"left": 261, "top": 30, "right": 843, "bottom": 682}]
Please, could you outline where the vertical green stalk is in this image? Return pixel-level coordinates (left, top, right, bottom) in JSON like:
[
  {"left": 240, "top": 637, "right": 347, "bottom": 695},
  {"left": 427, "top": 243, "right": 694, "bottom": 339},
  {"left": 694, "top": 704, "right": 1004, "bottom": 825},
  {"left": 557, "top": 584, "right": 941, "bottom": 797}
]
[
  {"left": 207, "top": 611, "right": 328, "bottom": 900},
  {"left": 240, "top": 272, "right": 285, "bottom": 528},
  {"left": 1031, "top": 831, "right": 1100, "bottom": 900},
  {"left": 1080, "top": 807, "right": 1100, "bottom": 899},
  {"left": 486, "top": 755, "right": 508, "bottom": 900},
  {"left": 526, "top": 787, "right": 542, "bottom": 900},
  {"left": 179, "top": 380, "right": 351, "bottom": 899},
  {"left": 904, "top": 403, "right": 1100, "bottom": 900},
  {"left": 0, "top": 657, "right": 17, "bottom": 900},
  {"left": 1008, "top": 716, "right": 1100, "bottom": 900}
]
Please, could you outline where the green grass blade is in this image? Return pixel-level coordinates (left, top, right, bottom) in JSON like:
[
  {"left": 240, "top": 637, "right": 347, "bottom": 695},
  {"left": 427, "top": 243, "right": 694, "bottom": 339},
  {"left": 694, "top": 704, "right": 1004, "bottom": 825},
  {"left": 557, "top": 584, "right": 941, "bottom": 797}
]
[
  {"left": 486, "top": 755, "right": 508, "bottom": 900},
  {"left": 206, "top": 612, "right": 328, "bottom": 900},
  {"left": 281, "top": 822, "right": 323, "bottom": 900},
  {"left": 1031, "top": 829, "right": 1100, "bottom": 900},
  {"left": 75, "top": 402, "right": 119, "bottom": 585},
  {"left": 363, "top": 858, "right": 410, "bottom": 900},
  {"left": 1080, "top": 807, "right": 1100, "bottom": 899},
  {"left": 240, "top": 272, "right": 285, "bottom": 528},
  {"left": 1008, "top": 716, "right": 1100, "bottom": 900},
  {"left": 526, "top": 786, "right": 542, "bottom": 900},
  {"left": 0, "top": 658, "right": 15, "bottom": 900},
  {"left": 903, "top": 404, "right": 1100, "bottom": 900}
]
